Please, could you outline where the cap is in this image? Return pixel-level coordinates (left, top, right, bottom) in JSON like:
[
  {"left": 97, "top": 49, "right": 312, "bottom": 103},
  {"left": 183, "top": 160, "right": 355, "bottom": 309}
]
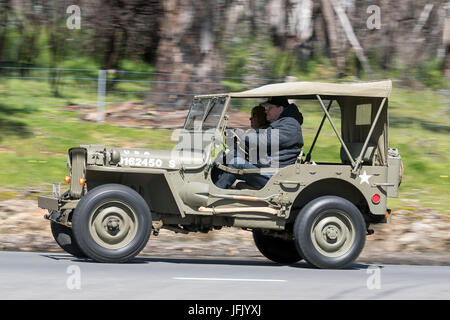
[{"left": 266, "top": 96, "right": 289, "bottom": 108}]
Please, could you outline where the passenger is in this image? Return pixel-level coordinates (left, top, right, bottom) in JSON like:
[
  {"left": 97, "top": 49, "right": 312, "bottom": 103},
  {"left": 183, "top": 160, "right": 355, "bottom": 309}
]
[
  {"left": 250, "top": 104, "right": 268, "bottom": 129},
  {"left": 215, "top": 96, "right": 303, "bottom": 189}
]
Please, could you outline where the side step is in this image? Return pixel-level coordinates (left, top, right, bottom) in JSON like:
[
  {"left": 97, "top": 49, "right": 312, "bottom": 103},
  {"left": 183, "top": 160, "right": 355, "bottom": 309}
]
[{"left": 198, "top": 206, "right": 278, "bottom": 215}]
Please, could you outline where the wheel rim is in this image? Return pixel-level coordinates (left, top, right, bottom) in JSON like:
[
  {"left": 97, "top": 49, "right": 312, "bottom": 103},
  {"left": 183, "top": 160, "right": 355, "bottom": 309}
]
[
  {"left": 310, "top": 209, "right": 355, "bottom": 258},
  {"left": 89, "top": 201, "right": 138, "bottom": 249}
]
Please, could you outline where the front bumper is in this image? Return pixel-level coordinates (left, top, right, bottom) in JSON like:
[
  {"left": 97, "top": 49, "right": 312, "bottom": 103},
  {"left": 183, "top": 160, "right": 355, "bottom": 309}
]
[
  {"left": 38, "top": 195, "right": 79, "bottom": 212},
  {"left": 38, "top": 194, "right": 79, "bottom": 227},
  {"left": 38, "top": 195, "right": 60, "bottom": 211}
]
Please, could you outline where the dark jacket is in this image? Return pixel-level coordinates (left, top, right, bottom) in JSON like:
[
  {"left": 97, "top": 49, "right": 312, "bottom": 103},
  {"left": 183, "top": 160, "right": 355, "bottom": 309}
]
[{"left": 244, "top": 104, "right": 303, "bottom": 168}]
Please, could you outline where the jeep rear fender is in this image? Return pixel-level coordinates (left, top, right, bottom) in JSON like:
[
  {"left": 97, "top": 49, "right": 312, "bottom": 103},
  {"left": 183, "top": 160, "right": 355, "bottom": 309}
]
[{"left": 291, "top": 178, "right": 383, "bottom": 218}]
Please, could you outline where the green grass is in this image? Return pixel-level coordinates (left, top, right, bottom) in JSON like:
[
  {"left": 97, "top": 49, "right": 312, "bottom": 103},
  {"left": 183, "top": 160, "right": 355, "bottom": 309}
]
[
  {"left": 0, "top": 74, "right": 449, "bottom": 214},
  {"left": 387, "top": 87, "right": 449, "bottom": 214},
  {"left": 0, "top": 77, "right": 175, "bottom": 194}
]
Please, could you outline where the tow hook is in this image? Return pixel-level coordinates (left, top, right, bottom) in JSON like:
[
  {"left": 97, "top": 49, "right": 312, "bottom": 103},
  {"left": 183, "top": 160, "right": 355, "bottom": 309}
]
[{"left": 367, "top": 229, "right": 374, "bottom": 235}]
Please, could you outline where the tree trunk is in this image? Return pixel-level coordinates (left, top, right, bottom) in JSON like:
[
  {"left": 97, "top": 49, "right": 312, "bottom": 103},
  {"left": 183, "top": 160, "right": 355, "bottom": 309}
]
[
  {"left": 319, "top": 0, "right": 344, "bottom": 77},
  {"left": 266, "top": 0, "right": 313, "bottom": 51},
  {"left": 330, "top": 0, "right": 372, "bottom": 76},
  {"left": 148, "top": 0, "right": 225, "bottom": 109},
  {"left": 0, "top": 0, "right": 11, "bottom": 65},
  {"left": 444, "top": 5, "right": 450, "bottom": 76}
]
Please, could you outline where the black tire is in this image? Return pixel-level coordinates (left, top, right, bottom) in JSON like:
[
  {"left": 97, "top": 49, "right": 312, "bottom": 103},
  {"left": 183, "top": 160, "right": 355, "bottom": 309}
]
[
  {"left": 294, "top": 196, "right": 366, "bottom": 269},
  {"left": 50, "top": 220, "right": 86, "bottom": 258},
  {"left": 72, "top": 184, "right": 152, "bottom": 263},
  {"left": 253, "top": 229, "right": 302, "bottom": 264}
]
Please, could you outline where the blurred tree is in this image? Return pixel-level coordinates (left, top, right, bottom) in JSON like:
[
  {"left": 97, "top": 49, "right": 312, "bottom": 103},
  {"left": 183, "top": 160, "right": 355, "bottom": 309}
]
[
  {"left": 78, "top": 0, "right": 162, "bottom": 69},
  {"left": 318, "top": 0, "right": 343, "bottom": 77},
  {"left": 0, "top": 0, "right": 12, "bottom": 65},
  {"left": 0, "top": 0, "right": 448, "bottom": 99},
  {"left": 45, "top": 1, "right": 79, "bottom": 96},
  {"left": 443, "top": 3, "right": 450, "bottom": 76},
  {"left": 15, "top": 1, "right": 43, "bottom": 74},
  {"left": 148, "top": 0, "right": 227, "bottom": 109}
]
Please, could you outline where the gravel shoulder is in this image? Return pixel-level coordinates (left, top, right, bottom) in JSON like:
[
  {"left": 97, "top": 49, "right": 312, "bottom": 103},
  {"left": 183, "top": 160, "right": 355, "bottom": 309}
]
[{"left": 0, "top": 199, "right": 449, "bottom": 266}]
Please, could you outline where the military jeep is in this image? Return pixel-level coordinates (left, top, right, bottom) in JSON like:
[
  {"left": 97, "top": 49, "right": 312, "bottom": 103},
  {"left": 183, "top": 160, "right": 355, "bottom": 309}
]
[{"left": 38, "top": 80, "right": 402, "bottom": 269}]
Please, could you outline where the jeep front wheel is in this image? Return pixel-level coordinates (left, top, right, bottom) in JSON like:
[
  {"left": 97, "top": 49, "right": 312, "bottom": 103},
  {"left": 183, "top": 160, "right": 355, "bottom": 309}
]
[
  {"left": 253, "top": 229, "right": 302, "bottom": 264},
  {"left": 72, "top": 184, "right": 152, "bottom": 263},
  {"left": 294, "top": 196, "right": 366, "bottom": 269}
]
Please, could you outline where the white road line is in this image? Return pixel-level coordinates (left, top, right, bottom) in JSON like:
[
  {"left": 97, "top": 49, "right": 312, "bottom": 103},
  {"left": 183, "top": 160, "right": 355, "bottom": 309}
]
[{"left": 173, "top": 277, "right": 287, "bottom": 282}]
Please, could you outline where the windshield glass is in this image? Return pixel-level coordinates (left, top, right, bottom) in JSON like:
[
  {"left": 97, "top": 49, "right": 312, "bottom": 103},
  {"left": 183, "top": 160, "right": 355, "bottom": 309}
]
[{"left": 184, "top": 96, "right": 227, "bottom": 131}]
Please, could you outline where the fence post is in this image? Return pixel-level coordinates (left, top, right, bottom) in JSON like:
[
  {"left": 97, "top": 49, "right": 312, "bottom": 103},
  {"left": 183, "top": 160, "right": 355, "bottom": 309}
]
[{"left": 97, "top": 69, "right": 106, "bottom": 123}]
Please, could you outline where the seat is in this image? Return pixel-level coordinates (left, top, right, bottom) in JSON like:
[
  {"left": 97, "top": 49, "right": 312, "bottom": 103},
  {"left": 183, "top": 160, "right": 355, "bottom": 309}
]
[{"left": 340, "top": 142, "right": 377, "bottom": 165}]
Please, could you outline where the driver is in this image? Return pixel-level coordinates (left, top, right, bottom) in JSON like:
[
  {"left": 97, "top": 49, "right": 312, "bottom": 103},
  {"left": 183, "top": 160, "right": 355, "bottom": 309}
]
[{"left": 215, "top": 96, "right": 303, "bottom": 189}]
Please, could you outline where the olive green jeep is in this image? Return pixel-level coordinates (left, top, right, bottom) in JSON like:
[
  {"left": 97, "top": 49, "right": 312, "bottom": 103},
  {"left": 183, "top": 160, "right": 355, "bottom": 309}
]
[{"left": 38, "top": 80, "right": 403, "bottom": 269}]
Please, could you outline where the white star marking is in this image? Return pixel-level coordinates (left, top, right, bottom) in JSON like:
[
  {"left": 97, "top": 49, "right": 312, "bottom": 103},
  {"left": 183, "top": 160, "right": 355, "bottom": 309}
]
[{"left": 359, "top": 170, "right": 372, "bottom": 185}]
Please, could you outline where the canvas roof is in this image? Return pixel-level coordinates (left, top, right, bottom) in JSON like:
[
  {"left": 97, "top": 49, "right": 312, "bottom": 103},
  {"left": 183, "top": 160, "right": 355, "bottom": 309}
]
[{"left": 229, "top": 80, "right": 392, "bottom": 99}]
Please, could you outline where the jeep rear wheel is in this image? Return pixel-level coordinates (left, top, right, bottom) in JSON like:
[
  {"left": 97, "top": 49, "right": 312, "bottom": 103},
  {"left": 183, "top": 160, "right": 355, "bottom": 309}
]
[
  {"left": 253, "top": 229, "right": 302, "bottom": 264},
  {"left": 294, "top": 196, "right": 366, "bottom": 269},
  {"left": 72, "top": 184, "right": 152, "bottom": 263}
]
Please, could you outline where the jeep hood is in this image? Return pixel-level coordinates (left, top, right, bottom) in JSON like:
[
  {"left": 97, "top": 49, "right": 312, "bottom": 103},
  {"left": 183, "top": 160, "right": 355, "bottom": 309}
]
[{"left": 80, "top": 145, "right": 205, "bottom": 170}]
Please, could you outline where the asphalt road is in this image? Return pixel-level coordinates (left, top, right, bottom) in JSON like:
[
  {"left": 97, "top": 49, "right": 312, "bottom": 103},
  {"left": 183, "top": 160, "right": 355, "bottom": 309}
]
[{"left": 0, "top": 251, "right": 449, "bottom": 300}]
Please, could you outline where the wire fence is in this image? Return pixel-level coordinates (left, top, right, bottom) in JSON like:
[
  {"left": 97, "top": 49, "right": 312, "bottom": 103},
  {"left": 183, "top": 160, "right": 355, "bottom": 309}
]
[
  {"left": 0, "top": 66, "right": 448, "bottom": 124},
  {"left": 0, "top": 66, "right": 286, "bottom": 122}
]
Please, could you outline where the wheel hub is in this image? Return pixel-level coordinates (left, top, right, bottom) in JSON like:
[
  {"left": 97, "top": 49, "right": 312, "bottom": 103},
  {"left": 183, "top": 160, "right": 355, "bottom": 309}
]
[
  {"left": 106, "top": 218, "right": 120, "bottom": 232},
  {"left": 311, "top": 210, "right": 355, "bottom": 258},
  {"left": 324, "top": 226, "right": 339, "bottom": 240},
  {"left": 89, "top": 202, "right": 138, "bottom": 249}
]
